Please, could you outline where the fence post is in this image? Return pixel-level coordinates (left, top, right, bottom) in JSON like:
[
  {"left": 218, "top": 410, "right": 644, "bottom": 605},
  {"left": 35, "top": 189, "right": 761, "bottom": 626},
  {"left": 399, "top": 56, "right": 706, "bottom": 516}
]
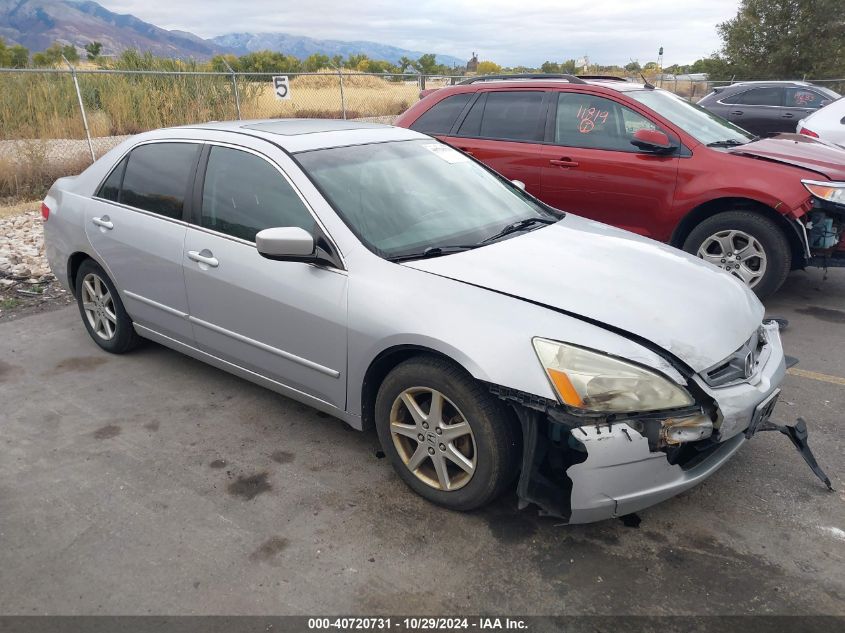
[
  {"left": 420, "top": 74, "right": 426, "bottom": 92},
  {"left": 220, "top": 58, "right": 241, "bottom": 120},
  {"left": 337, "top": 67, "right": 347, "bottom": 120},
  {"left": 63, "top": 55, "right": 96, "bottom": 163}
]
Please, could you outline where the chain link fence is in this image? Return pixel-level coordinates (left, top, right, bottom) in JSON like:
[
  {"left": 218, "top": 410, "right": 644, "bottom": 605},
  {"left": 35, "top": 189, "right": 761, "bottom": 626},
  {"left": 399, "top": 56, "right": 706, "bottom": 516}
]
[{"left": 2, "top": 65, "right": 844, "bottom": 200}]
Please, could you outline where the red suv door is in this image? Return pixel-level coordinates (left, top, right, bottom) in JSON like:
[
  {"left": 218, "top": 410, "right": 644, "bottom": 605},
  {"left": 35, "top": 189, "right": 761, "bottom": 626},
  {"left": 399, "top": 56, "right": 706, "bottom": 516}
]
[
  {"left": 438, "top": 90, "right": 549, "bottom": 194},
  {"left": 535, "top": 91, "right": 680, "bottom": 239}
]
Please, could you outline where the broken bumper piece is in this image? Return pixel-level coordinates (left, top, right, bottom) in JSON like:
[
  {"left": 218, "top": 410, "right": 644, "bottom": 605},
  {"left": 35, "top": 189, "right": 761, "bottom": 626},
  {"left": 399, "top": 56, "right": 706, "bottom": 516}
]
[
  {"left": 513, "top": 408, "right": 832, "bottom": 524},
  {"left": 514, "top": 410, "right": 746, "bottom": 524}
]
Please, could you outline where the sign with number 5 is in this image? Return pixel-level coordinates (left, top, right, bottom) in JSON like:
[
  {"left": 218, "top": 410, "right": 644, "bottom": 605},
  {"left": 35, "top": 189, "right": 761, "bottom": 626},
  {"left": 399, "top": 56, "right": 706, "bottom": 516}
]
[{"left": 273, "top": 76, "right": 291, "bottom": 100}]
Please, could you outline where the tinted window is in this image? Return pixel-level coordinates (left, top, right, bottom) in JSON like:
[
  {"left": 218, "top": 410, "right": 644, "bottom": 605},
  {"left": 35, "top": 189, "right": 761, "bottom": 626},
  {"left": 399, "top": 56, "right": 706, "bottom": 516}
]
[
  {"left": 121, "top": 143, "right": 199, "bottom": 219},
  {"left": 459, "top": 91, "right": 544, "bottom": 141},
  {"left": 410, "top": 93, "right": 472, "bottom": 135},
  {"left": 200, "top": 146, "right": 313, "bottom": 242},
  {"left": 729, "top": 87, "right": 783, "bottom": 106},
  {"left": 786, "top": 88, "right": 829, "bottom": 109},
  {"left": 457, "top": 93, "right": 486, "bottom": 137},
  {"left": 554, "top": 93, "right": 657, "bottom": 151},
  {"left": 97, "top": 156, "right": 127, "bottom": 202}
]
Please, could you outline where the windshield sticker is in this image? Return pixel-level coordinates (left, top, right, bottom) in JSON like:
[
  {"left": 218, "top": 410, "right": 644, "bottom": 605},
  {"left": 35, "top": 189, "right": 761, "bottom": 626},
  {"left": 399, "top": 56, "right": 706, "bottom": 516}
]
[
  {"left": 576, "top": 105, "right": 609, "bottom": 134},
  {"left": 423, "top": 143, "right": 470, "bottom": 163}
]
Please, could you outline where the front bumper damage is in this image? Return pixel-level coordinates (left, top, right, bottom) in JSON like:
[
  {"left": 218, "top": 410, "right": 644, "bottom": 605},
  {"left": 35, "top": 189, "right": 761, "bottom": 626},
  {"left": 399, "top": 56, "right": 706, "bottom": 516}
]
[{"left": 494, "top": 322, "right": 833, "bottom": 524}]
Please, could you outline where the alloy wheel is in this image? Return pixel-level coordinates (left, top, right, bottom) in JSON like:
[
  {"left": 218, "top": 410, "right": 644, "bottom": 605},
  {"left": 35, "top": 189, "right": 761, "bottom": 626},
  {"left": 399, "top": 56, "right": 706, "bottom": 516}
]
[
  {"left": 389, "top": 387, "right": 477, "bottom": 491},
  {"left": 80, "top": 272, "right": 117, "bottom": 341},
  {"left": 697, "top": 229, "right": 767, "bottom": 288}
]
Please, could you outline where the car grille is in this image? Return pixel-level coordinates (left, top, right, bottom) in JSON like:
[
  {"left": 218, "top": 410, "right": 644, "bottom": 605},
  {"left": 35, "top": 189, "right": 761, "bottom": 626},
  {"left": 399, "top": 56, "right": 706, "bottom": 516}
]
[{"left": 702, "top": 327, "right": 768, "bottom": 388}]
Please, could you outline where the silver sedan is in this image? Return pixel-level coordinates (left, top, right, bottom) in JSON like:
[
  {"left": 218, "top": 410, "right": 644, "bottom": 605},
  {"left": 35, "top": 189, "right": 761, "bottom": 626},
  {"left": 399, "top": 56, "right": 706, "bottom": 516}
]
[{"left": 43, "top": 119, "right": 790, "bottom": 523}]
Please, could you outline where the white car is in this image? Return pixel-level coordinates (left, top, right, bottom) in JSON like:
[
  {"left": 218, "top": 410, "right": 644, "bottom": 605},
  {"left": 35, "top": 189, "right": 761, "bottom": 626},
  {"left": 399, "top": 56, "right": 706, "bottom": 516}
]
[{"left": 798, "top": 97, "right": 845, "bottom": 147}]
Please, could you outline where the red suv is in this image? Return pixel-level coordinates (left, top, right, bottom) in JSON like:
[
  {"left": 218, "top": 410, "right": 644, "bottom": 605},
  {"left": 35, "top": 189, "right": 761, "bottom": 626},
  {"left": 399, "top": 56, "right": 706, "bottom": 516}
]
[{"left": 396, "top": 75, "right": 845, "bottom": 297}]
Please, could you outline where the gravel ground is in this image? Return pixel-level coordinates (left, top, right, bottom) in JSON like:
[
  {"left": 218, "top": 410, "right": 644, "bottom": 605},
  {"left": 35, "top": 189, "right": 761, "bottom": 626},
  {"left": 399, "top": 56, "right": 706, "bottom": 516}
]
[{"left": 0, "top": 207, "right": 73, "bottom": 322}]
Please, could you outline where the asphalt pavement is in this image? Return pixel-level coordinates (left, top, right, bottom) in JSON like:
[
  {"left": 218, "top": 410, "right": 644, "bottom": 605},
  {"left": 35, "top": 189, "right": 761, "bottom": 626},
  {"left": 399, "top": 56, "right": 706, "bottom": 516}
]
[{"left": 1, "top": 267, "right": 843, "bottom": 616}]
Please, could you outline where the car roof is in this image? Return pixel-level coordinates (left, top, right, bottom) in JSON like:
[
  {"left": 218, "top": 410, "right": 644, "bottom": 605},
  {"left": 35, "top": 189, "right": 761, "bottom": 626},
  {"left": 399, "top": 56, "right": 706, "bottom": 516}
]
[
  {"left": 173, "top": 118, "right": 426, "bottom": 152},
  {"left": 721, "top": 80, "right": 814, "bottom": 89},
  {"left": 447, "top": 78, "right": 650, "bottom": 93}
]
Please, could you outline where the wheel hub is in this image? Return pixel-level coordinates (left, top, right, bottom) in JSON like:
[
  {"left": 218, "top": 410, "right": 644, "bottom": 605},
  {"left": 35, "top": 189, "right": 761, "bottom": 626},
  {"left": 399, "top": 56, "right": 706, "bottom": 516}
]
[
  {"left": 697, "top": 229, "right": 767, "bottom": 289},
  {"left": 388, "top": 387, "right": 477, "bottom": 491}
]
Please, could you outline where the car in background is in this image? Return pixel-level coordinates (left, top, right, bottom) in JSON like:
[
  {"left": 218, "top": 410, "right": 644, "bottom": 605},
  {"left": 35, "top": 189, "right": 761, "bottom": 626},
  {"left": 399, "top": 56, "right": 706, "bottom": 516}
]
[
  {"left": 396, "top": 75, "right": 845, "bottom": 298},
  {"left": 42, "top": 119, "right": 795, "bottom": 523},
  {"left": 698, "top": 81, "right": 840, "bottom": 137},
  {"left": 798, "top": 96, "right": 845, "bottom": 147}
]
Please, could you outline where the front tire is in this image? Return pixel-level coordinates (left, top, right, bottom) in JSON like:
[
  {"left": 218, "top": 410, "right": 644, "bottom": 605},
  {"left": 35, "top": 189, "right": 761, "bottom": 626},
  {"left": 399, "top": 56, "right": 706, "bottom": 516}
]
[
  {"left": 683, "top": 211, "right": 791, "bottom": 299},
  {"left": 375, "top": 356, "right": 520, "bottom": 512},
  {"left": 75, "top": 259, "right": 140, "bottom": 354}
]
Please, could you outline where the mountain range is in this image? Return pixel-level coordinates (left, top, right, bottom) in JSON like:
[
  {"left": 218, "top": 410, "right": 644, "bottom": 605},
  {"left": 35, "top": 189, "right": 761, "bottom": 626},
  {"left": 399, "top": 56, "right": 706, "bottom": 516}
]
[{"left": 0, "top": 0, "right": 465, "bottom": 66}]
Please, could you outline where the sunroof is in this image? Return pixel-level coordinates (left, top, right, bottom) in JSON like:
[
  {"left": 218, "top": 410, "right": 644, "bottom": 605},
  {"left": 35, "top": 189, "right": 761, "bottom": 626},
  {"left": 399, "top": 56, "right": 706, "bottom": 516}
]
[{"left": 242, "top": 119, "right": 387, "bottom": 136}]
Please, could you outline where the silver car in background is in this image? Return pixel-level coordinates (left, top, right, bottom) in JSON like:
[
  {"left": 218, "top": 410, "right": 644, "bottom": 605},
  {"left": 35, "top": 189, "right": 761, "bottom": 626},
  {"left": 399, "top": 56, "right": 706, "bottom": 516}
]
[{"left": 43, "top": 119, "right": 793, "bottom": 523}]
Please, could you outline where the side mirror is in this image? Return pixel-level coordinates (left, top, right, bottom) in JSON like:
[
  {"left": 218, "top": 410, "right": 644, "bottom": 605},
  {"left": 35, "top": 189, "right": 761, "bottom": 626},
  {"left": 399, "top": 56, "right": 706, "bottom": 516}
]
[
  {"left": 631, "top": 128, "right": 676, "bottom": 154},
  {"left": 511, "top": 179, "right": 526, "bottom": 191},
  {"left": 256, "top": 226, "right": 315, "bottom": 260}
]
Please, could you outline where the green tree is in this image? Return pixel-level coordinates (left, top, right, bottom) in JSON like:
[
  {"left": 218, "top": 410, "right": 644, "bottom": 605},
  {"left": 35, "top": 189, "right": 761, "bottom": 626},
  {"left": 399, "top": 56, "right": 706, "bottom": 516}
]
[
  {"left": 236, "top": 50, "right": 301, "bottom": 73},
  {"left": 33, "top": 42, "right": 79, "bottom": 66},
  {"left": 476, "top": 60, "right": 502, "bottom": 75},
  {"left": 9, "top": 44, "right": 28, "bottom": 67},
  {"left": 416, "top": 53, "right": 439, "bottom": 75},
  {"left": 398, "top": 55, "right": 414, "bottom": 72},
  {"left": 303, "top": 53, "right": 330, "bottom": 71},
  {"left": 541, "top": 61, "right": 560, "bottom": 73},
  {"left": 624, "top": 61, "right": 641, "bottom": 73},
  {"left": 718, "top": 0, "right": 845, "bottom": 78},
  {"left": 344, "top": 53, "right": 369, "bottom": 69},
  {"left": 85, "top": 41, "right": 102, "bottom": 60}
]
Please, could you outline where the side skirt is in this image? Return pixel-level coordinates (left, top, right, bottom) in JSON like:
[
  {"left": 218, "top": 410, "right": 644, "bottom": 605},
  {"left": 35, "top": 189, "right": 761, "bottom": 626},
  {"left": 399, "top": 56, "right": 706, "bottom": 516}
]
[{"left": 133, "top": 324, "right": 362, "bottom": 430}]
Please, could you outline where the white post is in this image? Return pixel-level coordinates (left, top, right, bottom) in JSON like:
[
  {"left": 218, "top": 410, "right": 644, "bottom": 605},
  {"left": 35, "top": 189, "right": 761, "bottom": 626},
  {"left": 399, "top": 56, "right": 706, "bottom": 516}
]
[
  {"left": 221, "top": 58, "right": 241, "bottom": 120},
  {"left": 63, "top": 55, "right": 96, "bottom": 162}
]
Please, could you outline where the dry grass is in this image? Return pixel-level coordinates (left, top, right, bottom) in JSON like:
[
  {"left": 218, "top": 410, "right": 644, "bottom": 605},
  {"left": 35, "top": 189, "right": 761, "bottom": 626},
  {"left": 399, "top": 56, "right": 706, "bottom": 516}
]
[
  {"left": 0, "top": 199, "right": 38, "bottom": 219},
  {"left": 240, "top": 77, "right": 418, "bottom": 119}
]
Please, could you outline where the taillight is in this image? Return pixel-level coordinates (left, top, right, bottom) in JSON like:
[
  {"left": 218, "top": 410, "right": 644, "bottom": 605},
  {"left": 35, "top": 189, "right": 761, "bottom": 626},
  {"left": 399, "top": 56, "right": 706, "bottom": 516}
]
[
  {"left": 41, "top": 202, "right": 50, "bottom": 221},
  {"left": 799, "top": 127, "right": 819, "bottom": 138}
]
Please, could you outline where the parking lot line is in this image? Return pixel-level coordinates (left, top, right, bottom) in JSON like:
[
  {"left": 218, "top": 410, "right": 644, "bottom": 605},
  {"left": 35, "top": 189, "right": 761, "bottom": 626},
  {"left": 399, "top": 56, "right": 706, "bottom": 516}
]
[{"left": 787, "top": 367, "right": 845, "bottom": 387}]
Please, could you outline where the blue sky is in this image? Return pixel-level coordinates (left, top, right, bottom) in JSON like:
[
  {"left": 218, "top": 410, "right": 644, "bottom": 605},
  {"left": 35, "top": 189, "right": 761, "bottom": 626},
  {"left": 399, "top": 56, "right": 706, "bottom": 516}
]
[{"left": 97, "top": 0, "right": 741, "bottom": 66}]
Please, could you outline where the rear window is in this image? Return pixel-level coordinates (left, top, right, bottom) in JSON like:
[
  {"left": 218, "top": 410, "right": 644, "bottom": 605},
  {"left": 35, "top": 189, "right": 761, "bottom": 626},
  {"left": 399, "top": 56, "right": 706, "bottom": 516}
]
[
  {"left": 119, "top": 143, "right": 200, "bottom": 219},
  {"left": 786, "top": 88, "right": 829, "bottom": 109},
  {"left": 410, "top": 93, "right": 472, "bottom": 135},
  {"left": 97, "top": 156, "right": 127, "bottom": 202},
  {"left": 727, "top": 87, "right": 783, "bottom": 106},
  {"left": 457, "top": 91, "right": 544, "bottom": 142}
]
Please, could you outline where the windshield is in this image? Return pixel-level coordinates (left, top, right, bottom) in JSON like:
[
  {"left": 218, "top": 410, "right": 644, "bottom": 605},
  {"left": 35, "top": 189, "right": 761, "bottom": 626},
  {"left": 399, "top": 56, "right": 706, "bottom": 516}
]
[
  {"left": 296, "top": 140, "right": 558, "bottom": 259},
  {"left": 628, "top": 89, "right": 755, "bottom": 146}
]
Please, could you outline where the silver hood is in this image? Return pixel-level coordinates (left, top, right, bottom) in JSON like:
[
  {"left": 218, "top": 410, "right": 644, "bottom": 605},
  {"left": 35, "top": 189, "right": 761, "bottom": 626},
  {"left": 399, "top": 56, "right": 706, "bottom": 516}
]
[{"left": 404, "top": 214, "right": 764, "bottom": 372}]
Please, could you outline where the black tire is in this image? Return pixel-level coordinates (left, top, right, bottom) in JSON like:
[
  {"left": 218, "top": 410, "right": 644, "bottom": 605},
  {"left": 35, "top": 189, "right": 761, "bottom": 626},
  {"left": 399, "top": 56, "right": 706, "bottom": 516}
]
[
  {"left": 682, "top": 210, "right": 791, "bottom": 299},
  {"left": 375, "top": 355, "right": 520, "bottom": 511},
  {"left": 74, "top": 259, "right": 140, "bottom": 354}
]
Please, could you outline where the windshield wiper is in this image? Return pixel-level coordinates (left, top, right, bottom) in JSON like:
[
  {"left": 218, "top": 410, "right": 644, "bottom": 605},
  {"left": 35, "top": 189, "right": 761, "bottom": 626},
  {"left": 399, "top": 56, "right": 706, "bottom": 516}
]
[
  {"left": 707, "top": 139, "right": 748, "bottom": 148},
  {"left": 387, "top": 245, "right": 477, "bottom": 262},
  {"left": 480, "top": 217, "right": 557, "bottom": 244}
]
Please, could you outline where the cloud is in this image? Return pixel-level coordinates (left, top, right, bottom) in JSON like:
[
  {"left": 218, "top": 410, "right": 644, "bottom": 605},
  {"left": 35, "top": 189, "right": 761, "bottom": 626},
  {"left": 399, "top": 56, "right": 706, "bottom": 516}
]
[{"left": 97, "top": 0, "right": 740, "bottom": 66}]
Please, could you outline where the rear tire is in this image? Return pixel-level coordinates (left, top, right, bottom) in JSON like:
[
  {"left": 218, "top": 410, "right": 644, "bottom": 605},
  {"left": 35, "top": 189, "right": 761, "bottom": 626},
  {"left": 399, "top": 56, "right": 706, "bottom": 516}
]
[
  {"left": 75, "top": 259, "right": 140, "bottom": 354},
  {"left": 375, "top": 356, "right": 519, "bottom": 512},
  {"left": 683, "top": 211, "right": 791, "bottom": 299}
]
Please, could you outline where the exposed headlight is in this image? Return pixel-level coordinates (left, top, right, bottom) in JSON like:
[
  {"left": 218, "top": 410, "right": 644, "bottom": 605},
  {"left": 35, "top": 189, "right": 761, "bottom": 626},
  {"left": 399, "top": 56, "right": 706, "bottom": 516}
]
[
  {"left": 802, "top": 180, "right": 845, "bottom": 206},
  {"left": 533, "top": 338, "right": 694, "bottom": 413}
]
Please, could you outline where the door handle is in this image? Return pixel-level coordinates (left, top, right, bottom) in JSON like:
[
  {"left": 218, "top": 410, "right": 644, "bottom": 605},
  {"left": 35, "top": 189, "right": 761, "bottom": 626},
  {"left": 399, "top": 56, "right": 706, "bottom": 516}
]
[
  {"left": 730, "top": 110, "right": 744, "bottom": 116},
  {"left": 781, "top": 113, "right": 795, "bottom": 118},
  {"left": 550, "top": 158, "right": 579, "bottom": 168},
  {"left": 187, "top": 250, "right": 219, "bottom": 268},
  {"left": 92, "top": 216, "right": 113, "bottom": 230}
]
